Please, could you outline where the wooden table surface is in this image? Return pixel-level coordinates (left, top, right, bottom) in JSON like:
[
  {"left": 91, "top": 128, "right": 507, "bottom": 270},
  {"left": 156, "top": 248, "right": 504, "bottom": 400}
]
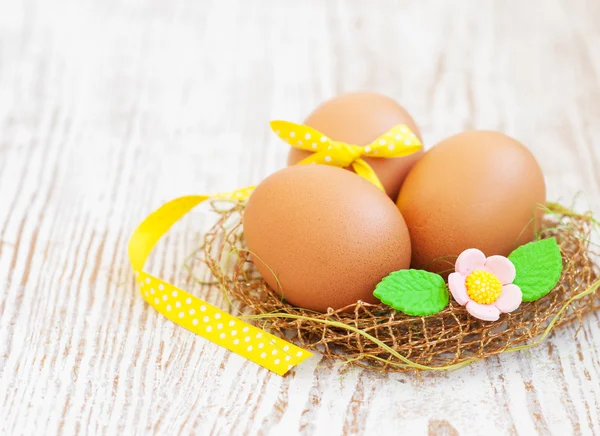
[{"left": 1, "top": 0, "right": 599, "bottom": 434}]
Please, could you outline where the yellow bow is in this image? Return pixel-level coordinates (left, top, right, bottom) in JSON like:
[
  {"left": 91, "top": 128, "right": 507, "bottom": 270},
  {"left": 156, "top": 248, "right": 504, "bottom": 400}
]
[{"left": 270, "top": 120, "right": 422, "bottom": 191}]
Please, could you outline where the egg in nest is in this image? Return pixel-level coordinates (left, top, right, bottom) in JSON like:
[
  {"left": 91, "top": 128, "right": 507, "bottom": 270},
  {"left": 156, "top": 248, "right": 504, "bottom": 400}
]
[
  {"left": 243, "top": 165, "right": 412, "bottom": 312},
  {"left": 397, "top": 131, "right": 546, "bottom": 274}
]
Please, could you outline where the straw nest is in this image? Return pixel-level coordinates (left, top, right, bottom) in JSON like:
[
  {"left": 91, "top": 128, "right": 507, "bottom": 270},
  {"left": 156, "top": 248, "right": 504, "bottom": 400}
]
[{"left": 189, "top": 202, "right": 600, "bottom": 372}]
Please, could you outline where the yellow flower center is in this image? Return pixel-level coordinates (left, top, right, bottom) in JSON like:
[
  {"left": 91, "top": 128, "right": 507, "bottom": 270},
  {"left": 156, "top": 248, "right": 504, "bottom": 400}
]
[{"left": 465, "top": 270, "right": 503, "bottom": 304}]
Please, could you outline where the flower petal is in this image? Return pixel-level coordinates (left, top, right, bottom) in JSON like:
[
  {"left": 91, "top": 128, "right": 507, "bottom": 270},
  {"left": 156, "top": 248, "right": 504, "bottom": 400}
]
[
  {"left": 448, "top": 272, "right": 470, "bottom": 306},
  {"left": 466, "top": 301, "right": 501, "bottom": 321},
  {"left": 484, "top": 255, "right": 516, "bottom": 285},
  {"left": 455, "top": 249, "right": 486, "bottom": 275},
  {"left": 494, "top": 284, "right": 522, "bottom": 313}
]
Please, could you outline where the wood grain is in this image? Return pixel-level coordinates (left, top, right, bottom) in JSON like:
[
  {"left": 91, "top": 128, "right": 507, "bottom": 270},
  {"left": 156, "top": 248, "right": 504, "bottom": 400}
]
[{"left": 0, "top": 0, "right": 599, "bottom": 434}]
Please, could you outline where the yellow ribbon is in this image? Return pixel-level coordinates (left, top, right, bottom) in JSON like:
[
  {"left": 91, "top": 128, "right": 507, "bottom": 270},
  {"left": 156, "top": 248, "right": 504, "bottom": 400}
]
[
  {"left": 270, "top": 120, "right": 422, "bottom": 191},
  {"left": 129, "top": 121, "right": 420, "bottom": 375},
  {"left": 128, "top": 187, "right": 312, "bottom": 376}
]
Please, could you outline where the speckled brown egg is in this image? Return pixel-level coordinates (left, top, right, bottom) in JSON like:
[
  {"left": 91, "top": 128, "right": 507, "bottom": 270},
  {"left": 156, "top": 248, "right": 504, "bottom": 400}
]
[
  {"left": 397, "top": 131, "right": 546, "bottom": 274},
  {"left": 243, "top": 164, "right": 412, "bottom": 312},
  {"left": 288, "top": 92, "right": 424, "bottom": 200}
]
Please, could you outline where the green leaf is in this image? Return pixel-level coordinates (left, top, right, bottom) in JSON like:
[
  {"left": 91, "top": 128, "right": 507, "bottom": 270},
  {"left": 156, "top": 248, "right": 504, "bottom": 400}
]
[
  {"left": 508, "top": 237, "right": 563, "bottom": 302},
  {"left": 373, "top": 269, "right": 449, "bottom": 316}
]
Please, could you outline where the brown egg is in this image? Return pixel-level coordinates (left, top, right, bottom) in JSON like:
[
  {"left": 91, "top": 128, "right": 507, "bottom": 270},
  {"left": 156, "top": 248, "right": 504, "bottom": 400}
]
[
  {"left": 288, "top": 92, "right": 424, "bottom": 200},
  {"left": 243, "top": 165, "right": 412, "bottom": 312},
  {"left": 397, "top": 131, "right": 546, "bottom": 274}
]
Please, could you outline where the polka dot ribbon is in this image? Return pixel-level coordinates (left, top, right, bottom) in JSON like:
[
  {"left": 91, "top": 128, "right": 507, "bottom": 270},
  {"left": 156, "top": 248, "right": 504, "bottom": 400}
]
[
  {"left": 270, "top": 120, "right": 422, "bottom": 191},
  {"left": 128, "top": 188, "right": 312, "bottom": 376}
]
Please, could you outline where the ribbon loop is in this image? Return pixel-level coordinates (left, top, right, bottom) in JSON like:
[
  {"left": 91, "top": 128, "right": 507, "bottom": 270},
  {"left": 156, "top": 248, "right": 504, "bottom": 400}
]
[{"left": 270, "top": 120, "right": 422, "bottom": 191}]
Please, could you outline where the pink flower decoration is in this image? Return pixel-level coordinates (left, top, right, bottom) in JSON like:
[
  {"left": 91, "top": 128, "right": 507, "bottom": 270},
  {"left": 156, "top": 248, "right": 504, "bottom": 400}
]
[{"left": 448, "top": 248, "right": 522, "bottom": 321}]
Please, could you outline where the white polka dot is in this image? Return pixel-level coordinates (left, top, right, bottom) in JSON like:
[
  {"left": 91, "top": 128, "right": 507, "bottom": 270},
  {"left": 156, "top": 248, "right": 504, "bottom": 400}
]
[
  {"left": 229, "top": 320, "right": 235, "bottom": 327},
  {"left": 247, "top": 346, "right": 253, "bottom": 352},
  {"left": 154, "top": 298, "right": 159, "bottom": 304},
  {"left": 274, "top": 359, "right": 281, "bottom": 365},
  {"left": 144, "top": 291, "right": 149, "bottom": 297},
  {"left": 192, "top": 319, "right": 198, "bottom": 325},
  {"left": 256, "top": 333, "right": 263, "bottom": 339},
  {"left": 296, "top": 351, "right": 303, "bottom": 357},
  {"left": 220, "top": 333, "right": 226, "bottom": 339},
  {"left": 297, "top": 140, "right": 302, "bottom": 145},
  {"left": 379, "top": 139, "right": 386, "bottom": 145},
  {"left": 203, "top": 316, "right": 209, "bottom": 322},
  {"left": 388, "top": 145, "right": 395, "bottom": 151},
  {"left": 261, "top": 352, "right": 267, "bottom": 358},
  {"left": 364, "top": 146, "right": 371, "bottom": 153},
  {"left": 401, "top": 126, "right": 409, "bottom": 132},
  {"left": 145, "top": 278, "right": 151, "bottom": 284},
  {"left": 290, "top": 131, "right": 295, "bottom": 138},
  {"left": 404, "top": 139, "right": 412, "bottom": 145},
  {"left": 175, "top": 302, "right": 181, "bottom": 308},
  {"left": 233, "top": 339, "right": 239, "bottom": 345},
  {"left": 287, "top": 365, "right": 293, "bottom": 370},
  {"left": 258, "top": 343, "right": 264, "bottom": 349},
  {"left": 162, "top": 295, "right": 168, "bottom": 301},
  {"left": 283, "top": 345, "right": 289, "bottom": 351},
  {"left": 312, "top": 143, "right": 317, "bottom": 149},
  {"left": 166, "top": 305, "right": 172, "bottom": 311},
  {"left": 150, "top": 288, "right": 155, "bottom": 294},
  {"left": 304, "top": 133, "right": 311, "bottom": 140},
  {"left": 327, "top": 145, "right": 333, "bottom": 150},
  {"left": 272, "top": 350, "right": 278, "bottom": 355},
  {"left": 200, "top": 305, "right": 206, "bottom": 312},
  {"left": 172, "top": 291, "right": 178, "bottom": 297},
  {"left": 189, "top": 309, "right": 195, "bottom": 315},
  {"left": 186, "top": 298, "right": 192, "bottom": 304},
  {"left": 215, "top": 313, "right": 221, "bottom": 320},
  {"left": 324, "top": 155, "right": 332, "bottom": 162},
  {"left": 217, "top": 323, "right": 223, "bottom": 330},
  {"left": 395, "top": 134, "right": 402, "bottom": 140},
  {"left": 231, "top": 330, "right": 237, "bottom": 336},
  {"left": 178, "top": 312, "right": 184, "bottom": 318},
  {"left": 285, "top": 355, "right": 291, "bottom": 361},
  {"left": 244, "top": 336, "right": 251, "bottom": 342},
  {"left": 320, "top": 136, "right": 327, "bottom": 143},
  {"left": 243, "top": 327, "right": 249, "bottom": 333},
  {"left": 158, "top": 284, "right": 164, "bottom": 290},
  {"left": 206, "top": 326, "right": 212, "bottom": 332}
]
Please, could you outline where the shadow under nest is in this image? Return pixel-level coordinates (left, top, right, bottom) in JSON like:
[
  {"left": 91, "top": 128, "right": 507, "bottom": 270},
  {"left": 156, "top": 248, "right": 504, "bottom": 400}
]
[{"left": 190, "top": 201, "right": 600, "bottom": 372}]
